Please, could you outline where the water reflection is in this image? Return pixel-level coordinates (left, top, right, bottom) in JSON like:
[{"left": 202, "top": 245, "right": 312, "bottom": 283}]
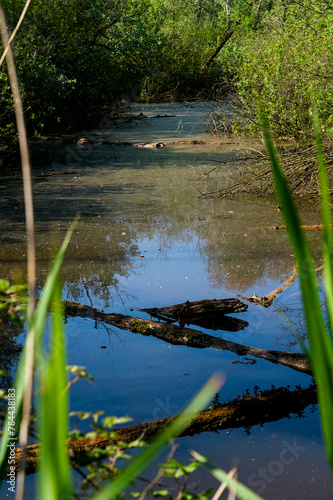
[
  {"left": 0, "top": 315, "right": 23, "bottom": 389},
  {"left": 0, "top": 165, "right": 322, "bottom": 306}
]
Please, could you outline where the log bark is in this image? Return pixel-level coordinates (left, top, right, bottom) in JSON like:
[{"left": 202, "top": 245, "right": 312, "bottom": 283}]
[
  {"left": 64, "top": 301, "right": 311, "bottom": 374},
  {"left": 14, "top": 384, "right": 316, "bottom": 476},
  {"left": 140, "top": 298, "right": 248, "bottom": 328}
]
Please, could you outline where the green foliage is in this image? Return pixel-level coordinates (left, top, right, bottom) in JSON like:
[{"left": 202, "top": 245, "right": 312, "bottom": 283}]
[
  {"left": 236, "top": 5, "right": 333, "bottom": 140},
  {"left": 0, "top": 277, "right": 28, "bottom": 320},
  {"left": 0, "top": 0, "right": 235, "bottom": 155},
  {"left": 144, "top": 0, "right": 226, "bottom": 98},
  {"left": 262, "top": 109, "right": 333, "bottom": 474}
]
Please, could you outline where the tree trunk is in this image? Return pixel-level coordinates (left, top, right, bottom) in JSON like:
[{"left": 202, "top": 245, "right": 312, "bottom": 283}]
[{"left": 201, "top": 29, "right": 233, "bottom": 70}]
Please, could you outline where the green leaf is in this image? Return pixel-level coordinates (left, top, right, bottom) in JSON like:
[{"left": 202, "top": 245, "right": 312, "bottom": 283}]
[
  {"left": 37, "top": 280, "right": 72, "bottom": 499},
  {"left": 0, "top": 279, "right": 10, "bottom": 293},
  {"left": 66, "top": 365, "right": 94, "bottom": 381},
  {"left": 152, "top": 490, "right": 170, "bottom": 497},
  {"left": 102, "top": 416, "right": 133, "bottom": 428},
  {"left": 6, "top": 284, "right": 28, "bottom": 294}
]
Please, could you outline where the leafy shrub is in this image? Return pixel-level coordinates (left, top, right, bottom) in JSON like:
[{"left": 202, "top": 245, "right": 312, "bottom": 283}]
[{"left": 236, "top": 7, "right": 333, "bottom": 141}]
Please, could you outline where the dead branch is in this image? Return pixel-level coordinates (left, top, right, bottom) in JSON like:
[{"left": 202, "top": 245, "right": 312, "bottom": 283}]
[
  {"left": 241, "top": 266, "right": 298, "bottom": 307},
  {"left": 199, "top": 139, "right": 333, "bottom": 199}
]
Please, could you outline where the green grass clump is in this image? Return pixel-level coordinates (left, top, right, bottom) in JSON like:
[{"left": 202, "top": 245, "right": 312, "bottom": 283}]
[{"left": 262, "top": 108, "right": 333, "bottom": 474}]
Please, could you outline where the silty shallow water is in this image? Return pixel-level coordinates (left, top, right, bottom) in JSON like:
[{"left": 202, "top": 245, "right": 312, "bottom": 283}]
[{"left": 0, "top": 101, "right": 332, "bottom": 499}]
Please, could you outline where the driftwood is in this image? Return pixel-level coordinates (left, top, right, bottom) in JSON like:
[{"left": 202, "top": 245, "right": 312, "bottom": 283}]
[
  {"left": 64, "top": 301, "right": 311, "bottom": 374},
  {"left": 140, "top": 298, "right": 248, "bottom": 329},
  {"left": 241, "top": 267, "right": 298, "bottom": 307},
  {"left": 270, "top": 224, "right": 324, "bottom": 231},
  {"left": 14, "top": 384, "right": 316, "bottom": 475}
]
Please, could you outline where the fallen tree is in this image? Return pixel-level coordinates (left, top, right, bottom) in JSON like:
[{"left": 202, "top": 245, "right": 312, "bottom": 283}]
[
  {"left": 63, "top": 301, "right": 311, "bottom": 374},
  {"left": 140, "top": 297, "right": 248, "bottom": 329},
  {"left": 14, "top": 383, "right": 316, "bottom": 475}
]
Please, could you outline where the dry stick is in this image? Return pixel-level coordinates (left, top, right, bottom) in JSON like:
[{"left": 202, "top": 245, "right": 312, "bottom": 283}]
[
  {"left": 201, "top": 29, "right": 234, "bottom": 70},
  {"left": 64, "top": 301, "right": 311, "bottom": 374},
  {"left": 212, "top": 467, "right": 238, "bottom": 500},
  {"left": 241, "top": 266, "right": 298, "bottom": 307},
  {"left": 0, "top": 3, "right": 35, "bottom": 500},
  {"left": 0, "top": 0, "right": 33, "bottom": 67},
  {"left": 137, "top": 443, "right": 179, "bottom": 500}
]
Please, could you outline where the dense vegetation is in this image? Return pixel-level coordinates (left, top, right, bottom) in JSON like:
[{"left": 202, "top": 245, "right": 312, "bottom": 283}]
[{"left": 1, "top": 0, "right": 333, "bottom": 157}]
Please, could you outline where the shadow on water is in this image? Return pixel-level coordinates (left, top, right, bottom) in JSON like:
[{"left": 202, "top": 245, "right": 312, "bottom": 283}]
[{"left": 0, "top": 101, "right": 332, "bottom": 499}]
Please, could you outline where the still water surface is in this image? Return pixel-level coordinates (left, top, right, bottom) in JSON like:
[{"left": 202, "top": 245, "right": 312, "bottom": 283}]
[{"left": 0, "top": 101, "right": 332, "bottom": 498}]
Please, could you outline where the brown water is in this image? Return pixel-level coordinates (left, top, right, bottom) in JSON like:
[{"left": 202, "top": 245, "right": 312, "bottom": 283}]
[{"left": 0, "top": 101, "right": 332, "bottom": 499}]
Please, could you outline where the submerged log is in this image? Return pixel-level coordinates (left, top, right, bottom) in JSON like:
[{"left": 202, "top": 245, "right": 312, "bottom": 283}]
[
  {"left": 63, "top": 301, "right": 311, "bottom": 374},
  {"left": 14, "top": 384, "right": 316, "bottom": 475},
  {"left": 140, "top": 298, "right": 248, "bottom": 328}
]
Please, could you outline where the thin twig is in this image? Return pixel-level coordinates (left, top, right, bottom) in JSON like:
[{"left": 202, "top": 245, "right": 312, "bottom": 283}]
[
  {"left": 138, "top": 443, "right": 179, "bottom": 500},
  {"left": 211, "top": 467, "right": 237, "bottom": 500},
  {"left": 0, "top": 0, "right": 33, "bottom": 68}
]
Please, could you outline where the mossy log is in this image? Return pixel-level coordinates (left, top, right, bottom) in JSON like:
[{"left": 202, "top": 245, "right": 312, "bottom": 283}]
[
  {"left": 14, "top": 384, "right": 316, "bottom": 475},
  {"left": 140, "top": 298, "right": 248, "bottom": 328},
  {"left": 63, "top": 301, "right": 310, "bottom": 374}
]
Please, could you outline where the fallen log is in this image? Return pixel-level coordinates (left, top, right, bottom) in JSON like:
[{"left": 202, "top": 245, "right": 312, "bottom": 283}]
[
  {"left": 14, "top": 384, "right": 316, "bottom": 475},
  {"left": 140, "top": 298, "right": 248, "bottom": 328},
  {"left": 63, "top": 301, "right": 311, "bottom": 374}
]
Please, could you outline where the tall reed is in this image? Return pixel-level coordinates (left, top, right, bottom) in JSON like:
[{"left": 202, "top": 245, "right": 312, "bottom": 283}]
[{"left": 261, "top": 109, "right": 333, "bottom": 475}]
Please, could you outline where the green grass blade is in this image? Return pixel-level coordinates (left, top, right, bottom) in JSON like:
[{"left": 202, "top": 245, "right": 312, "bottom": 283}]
[
  {"left": 191, "top": 451, "right": 263, "bottom": 500},
  {"left": 261, "top": 112, "right": 333, "bottom": 473},
  {"left": 313, "top": 108, "right": 333, "bottom": 339},
  {"left": 37, "top": 280, "right": 72, "bottom": 499},
  {"left": 0, "top": 219, "right": 78, "bottom": 482},
  {"left": 91, "top": 374, "right": 223, "bottom": 500}
]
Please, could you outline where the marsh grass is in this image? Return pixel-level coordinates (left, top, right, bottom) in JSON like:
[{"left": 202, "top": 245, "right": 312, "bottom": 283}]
[{"left": 261, "top": 109, "right": 333, "bottom": 475}]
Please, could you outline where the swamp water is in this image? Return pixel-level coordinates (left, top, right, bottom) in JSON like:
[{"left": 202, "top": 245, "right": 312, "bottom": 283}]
[{"left": 0, "top": 102, "right": 332, "bottom": 499}]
